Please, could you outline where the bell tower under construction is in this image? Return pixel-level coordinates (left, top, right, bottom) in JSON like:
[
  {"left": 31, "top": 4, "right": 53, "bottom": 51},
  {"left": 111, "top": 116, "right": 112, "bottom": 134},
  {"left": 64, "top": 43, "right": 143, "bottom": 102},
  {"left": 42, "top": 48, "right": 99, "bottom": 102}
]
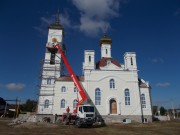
[{"left": 37, "top": 13, "right": 65, "bottom": 114}]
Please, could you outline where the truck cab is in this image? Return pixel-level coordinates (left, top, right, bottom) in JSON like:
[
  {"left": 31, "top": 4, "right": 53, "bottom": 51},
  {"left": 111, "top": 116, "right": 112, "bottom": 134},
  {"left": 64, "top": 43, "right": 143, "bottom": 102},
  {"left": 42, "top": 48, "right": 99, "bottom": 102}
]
[{"left": 76, "top": 105, "right": 96, "bottom": 127}]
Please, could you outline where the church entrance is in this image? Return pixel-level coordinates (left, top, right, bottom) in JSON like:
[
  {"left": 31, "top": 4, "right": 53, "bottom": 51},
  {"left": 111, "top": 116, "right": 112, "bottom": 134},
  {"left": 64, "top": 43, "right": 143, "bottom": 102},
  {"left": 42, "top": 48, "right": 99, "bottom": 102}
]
[{"left": 110, "top": 99, "right": 117, "bottom": 114}]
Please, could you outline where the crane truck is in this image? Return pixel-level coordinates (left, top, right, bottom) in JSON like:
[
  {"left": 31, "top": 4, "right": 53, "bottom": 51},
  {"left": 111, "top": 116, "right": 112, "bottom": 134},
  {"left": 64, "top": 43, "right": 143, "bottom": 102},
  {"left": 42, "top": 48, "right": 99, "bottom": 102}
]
[{"left": 47, "top": 38, "right": 96, "bottom": 127}]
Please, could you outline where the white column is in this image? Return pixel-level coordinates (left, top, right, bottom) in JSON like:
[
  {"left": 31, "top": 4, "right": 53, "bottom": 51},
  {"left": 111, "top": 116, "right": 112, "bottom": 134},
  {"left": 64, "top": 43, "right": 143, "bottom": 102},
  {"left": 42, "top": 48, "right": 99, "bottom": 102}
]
[
  {"left": 106, "top": 100, "right": 110, "bottom": 115},
  {"left": 118, "top": 101, "right": 121, "bottom": 114}
]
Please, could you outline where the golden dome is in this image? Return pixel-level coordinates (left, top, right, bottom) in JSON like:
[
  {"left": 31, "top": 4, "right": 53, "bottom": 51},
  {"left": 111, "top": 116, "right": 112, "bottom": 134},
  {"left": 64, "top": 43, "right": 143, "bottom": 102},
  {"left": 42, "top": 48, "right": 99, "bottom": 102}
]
[{"left": 99, "top": 33, "right": 112, "bottom": 45}]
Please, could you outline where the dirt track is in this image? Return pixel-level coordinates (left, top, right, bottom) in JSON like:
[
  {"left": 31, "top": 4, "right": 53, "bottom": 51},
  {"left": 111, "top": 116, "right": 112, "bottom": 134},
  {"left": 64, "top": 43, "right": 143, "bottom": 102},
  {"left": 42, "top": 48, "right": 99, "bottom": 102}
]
[{"left": 0, "top": 119, "right": 180, "bottom": 135}]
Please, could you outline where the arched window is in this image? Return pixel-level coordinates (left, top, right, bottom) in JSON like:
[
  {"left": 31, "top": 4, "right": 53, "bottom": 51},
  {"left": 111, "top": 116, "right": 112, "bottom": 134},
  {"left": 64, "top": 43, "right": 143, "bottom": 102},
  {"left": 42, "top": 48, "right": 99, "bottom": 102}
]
[
  {"left": 61, "top": 86, "right": 66, "bottom": 92},
  {"left": 60, "top": 99, "right": 65, "bottom": 108},
  {"left": 95, "top": 88, "right": 101, "bottom": 105},
  {"left": 141, "top": 94, "right": 146, "bottom": 108},
  {"left": 106, "top": 49, "right": 108, "bottom": 54},
  {"left": 47, "top": 78, "right": 51, "bottom": 84},
  {"left": 44, "top": 99, "right": 49, "bottom": 108},
  {"left": 73, "top": 99, "right": 78, "bottom": 108},
  {"left": 89, "top": 56, "right": 91, "bottom": 62},
  {"left": 74, "top": 87, "right": 78, "bottom": 92},
  {"left": 110, "top": 79, "right": 115, "bottom": 89},
  {"left": 124, "top": 89, "right": 130, "bottom": 105}
]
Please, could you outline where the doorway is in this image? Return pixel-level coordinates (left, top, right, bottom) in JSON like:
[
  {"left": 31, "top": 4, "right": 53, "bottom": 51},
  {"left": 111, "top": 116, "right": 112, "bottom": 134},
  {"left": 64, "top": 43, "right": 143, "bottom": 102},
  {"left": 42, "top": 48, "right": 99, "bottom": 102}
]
[{"left": 110, "top": 99, "right": 117, "bottom": 114}]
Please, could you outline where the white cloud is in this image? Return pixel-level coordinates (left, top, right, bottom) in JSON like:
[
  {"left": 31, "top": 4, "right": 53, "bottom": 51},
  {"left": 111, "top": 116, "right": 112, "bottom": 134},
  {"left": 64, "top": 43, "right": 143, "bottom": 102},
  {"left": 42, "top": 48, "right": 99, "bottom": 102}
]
[
  {"left": 6, "top": 83, "right": 26, "bottom": 90},
  {"left": 72, "top": 0, "right": 119, "bottom": 19},
  {"left": 60, "top": 12, "right": 72, "bottom": 28},
  {"left": 40, "top": 17, "right": 53, "bottom": 25},
  {"left": 72, "top": 0, "right": 123, "bottom": 36},
  {"left": 151, "top": 58, "right": 164, "bottom": 63},
  {"left": 80, "top": 17, "right": 110, "bottom": 36},
  {"left": 156, "top": 82, "right": 170, "bottom": 88},
  {"left": 34, "top": 12, "right": 73, "bottom": 36},
  {"left": 34, "top": 0, "right": 126, "bottom": 36},
  {"left": 0, "top": 83, "right": 26, "bottom": 91},
  {"left": 33, "top": 16, "right": 53, "bottom": 36}
]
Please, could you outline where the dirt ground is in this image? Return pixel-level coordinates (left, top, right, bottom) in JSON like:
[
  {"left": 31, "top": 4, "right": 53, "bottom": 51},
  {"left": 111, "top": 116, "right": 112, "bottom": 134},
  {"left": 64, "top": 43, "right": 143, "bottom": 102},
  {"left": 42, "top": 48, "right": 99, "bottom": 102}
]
[{"left": 0, "top": 119, "right": 180, "bottom": 135}]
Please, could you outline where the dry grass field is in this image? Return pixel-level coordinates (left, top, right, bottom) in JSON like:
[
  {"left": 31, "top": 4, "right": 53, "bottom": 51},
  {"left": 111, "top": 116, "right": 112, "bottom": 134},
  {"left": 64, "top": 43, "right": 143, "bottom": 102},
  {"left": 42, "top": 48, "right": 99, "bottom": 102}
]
[{"left": 0, "top": 119, "right": 180, "bottom": 135}]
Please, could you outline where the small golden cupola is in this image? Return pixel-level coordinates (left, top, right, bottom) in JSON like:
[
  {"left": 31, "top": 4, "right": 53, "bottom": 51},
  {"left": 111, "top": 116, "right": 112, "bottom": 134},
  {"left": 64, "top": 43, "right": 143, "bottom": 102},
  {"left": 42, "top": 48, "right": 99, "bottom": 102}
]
[
  {"left": 100, "top": 33, "right": 112, "bottom": 46},
  {"left": 99, "top": 33, "right": 112, "bottom": 58}
]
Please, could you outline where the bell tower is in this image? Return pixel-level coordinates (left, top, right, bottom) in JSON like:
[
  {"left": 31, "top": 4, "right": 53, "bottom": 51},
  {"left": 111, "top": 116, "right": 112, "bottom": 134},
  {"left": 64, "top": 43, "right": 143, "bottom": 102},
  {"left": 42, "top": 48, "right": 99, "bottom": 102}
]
[
  {"left": 37, "top": 12, "right": 65, "bottom": 114},
  {"left": 100, "top": 33, "right": 112, "bottom": 58},
  {"left": 124, "top": 52, "right": 137, "bottom": 70}
]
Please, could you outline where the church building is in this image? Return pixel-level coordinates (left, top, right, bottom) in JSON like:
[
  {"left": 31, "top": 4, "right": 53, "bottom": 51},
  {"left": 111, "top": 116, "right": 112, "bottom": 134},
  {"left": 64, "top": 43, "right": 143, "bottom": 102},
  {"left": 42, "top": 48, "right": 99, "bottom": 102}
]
[{"left": 37, "top": 15, "right": 152, "bottom": 123}]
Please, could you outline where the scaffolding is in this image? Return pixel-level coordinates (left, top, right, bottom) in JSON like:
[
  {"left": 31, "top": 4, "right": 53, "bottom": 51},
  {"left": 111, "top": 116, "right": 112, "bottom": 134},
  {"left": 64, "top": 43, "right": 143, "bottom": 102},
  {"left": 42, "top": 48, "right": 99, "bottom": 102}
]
[
  {"left": 37, "top": 58, "right": 62, "bottom": 114},
  {"left": 38, "top": 59, "right": 60, "bottom": 96},
  {"left": 37, "top": 43, "right": 66, "bottom": 114}
]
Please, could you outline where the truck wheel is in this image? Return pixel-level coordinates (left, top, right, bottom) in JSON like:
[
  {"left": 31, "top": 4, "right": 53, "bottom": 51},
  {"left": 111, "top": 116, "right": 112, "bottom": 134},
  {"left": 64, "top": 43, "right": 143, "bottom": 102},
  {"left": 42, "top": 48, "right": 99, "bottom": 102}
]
[{"left": 75, "top": 119, "right": 81, "bottom": 128}]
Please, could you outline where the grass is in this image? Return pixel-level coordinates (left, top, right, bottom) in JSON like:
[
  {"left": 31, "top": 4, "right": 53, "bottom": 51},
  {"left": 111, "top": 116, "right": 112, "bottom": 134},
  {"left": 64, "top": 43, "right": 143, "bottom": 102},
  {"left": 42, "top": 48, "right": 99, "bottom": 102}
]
[{"left": 0, "top": 119, "right": 180, "bottom": 135}]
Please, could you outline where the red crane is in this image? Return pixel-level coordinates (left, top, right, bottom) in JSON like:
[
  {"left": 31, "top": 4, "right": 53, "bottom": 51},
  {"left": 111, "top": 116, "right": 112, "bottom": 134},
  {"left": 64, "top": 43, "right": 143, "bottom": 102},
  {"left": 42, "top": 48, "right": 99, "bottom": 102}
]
[
  {"left": 47, "top": 39, "right": 96, "bottom": 127},
  {"left": 48, "top": 40, "right": 87, "bottom": 112}
]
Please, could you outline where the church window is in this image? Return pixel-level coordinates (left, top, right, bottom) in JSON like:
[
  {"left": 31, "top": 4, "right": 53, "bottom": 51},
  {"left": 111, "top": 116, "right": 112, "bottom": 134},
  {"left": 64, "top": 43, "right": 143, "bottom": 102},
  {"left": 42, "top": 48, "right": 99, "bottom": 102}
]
[
  {"left": 131, "top": 57, "right": 133, "bottom": 65},
  {"left": 47, "top": 78, "right": 51, "bottom": 84},
  {"left": 60, "top": 99, "right": 65, "bottom": 108},
  {"left": 73, "top": 99, "right": 78, "bottom": 108},
  {"left": 106, "top": 49, "right": 108, "bottom": 54},
  {"left": 110, "top": 79, "right": 115, "bottom": 89},
  {"left": 74, "top": 87, "right": 78, "bottom": 92},
  {"left": 141, "top": 94, "right": 146, "bottom": 108},
  {"left": 95, "top": 88, "right": 101, "bottom": 105},
  {"left": 89, "top": 56, "right": 91, "bottom": 62},
  {"left": 125, "top": 89, "right": 130, "bottom": 105},
  {"left": 61, "top": 86, "right": 66, "bottom": 92},
  {"left": 44, "top": 99, "right": 49, "bottom": 108}
]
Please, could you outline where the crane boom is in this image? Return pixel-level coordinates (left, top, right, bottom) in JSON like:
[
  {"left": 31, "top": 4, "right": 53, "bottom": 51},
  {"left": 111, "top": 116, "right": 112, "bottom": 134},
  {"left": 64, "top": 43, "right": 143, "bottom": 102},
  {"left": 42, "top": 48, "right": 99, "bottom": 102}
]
[{"left": 50, "top": 43, "right": 87, "bottom": 109}]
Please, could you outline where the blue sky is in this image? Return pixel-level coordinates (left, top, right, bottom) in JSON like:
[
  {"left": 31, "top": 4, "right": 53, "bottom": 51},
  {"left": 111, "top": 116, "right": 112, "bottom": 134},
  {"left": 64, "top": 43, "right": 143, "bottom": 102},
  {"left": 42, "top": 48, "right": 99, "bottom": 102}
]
[{"left": 0, "top": 0, "right": 180, "bottom": 108}]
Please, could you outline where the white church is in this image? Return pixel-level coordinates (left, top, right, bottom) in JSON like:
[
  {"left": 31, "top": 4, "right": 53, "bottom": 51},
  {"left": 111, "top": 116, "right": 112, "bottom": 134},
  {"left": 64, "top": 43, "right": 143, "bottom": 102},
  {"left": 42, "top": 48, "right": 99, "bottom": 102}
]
[{"left": 37, "top": 16, "right": 152, "bottom": 123}]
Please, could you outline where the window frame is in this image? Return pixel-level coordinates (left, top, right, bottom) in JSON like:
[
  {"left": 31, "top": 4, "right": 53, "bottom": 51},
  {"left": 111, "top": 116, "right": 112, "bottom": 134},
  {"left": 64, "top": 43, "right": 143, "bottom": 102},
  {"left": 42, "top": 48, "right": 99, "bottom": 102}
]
[
  {"left": 141, "top": 94, "right": 146, "bottom": 108},
  {"left": 106, "top": 49, "right": 108, "bottom": 54},
  {"left": 95, "top": 88, "right": 101, "bottom": 105},
  {"left": 61, "top": 86, "right": 66, "bottom": 93},
  {"left": 131, "top": 57, "right": 133, "bottom": 65},
  {"left": 44, "top": 99, "right": 49, "bottom": 108},
  {"left": 110, "top": 79, "right": 115, "bottom": 89},
  {"left": 124, "top": 89, "right": 130, "bottom": 105},
  {"left": 60, "top": 99, "right": 65, "bottom": 108},
  {"left": 73, "top": 99, "right": 78, "bottom": 108},
  {"left": 74, "top": 87, "right": 78, "bottom": 93},
  {"left": 89, "top": 56, "right": 91, "bottom": 62},
  {"left": 47, "top": 78, "right": 51, "bottom": 84}
]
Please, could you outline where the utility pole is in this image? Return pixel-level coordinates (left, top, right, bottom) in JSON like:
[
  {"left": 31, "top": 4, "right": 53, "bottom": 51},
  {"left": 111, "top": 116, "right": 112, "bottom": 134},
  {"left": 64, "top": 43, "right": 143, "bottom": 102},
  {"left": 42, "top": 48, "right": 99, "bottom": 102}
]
[
  {"left": 13, "top": 97, "right": 18, "bottom": 118},
  {"left": 3, "top": 102, "right": 7, "bottom": 117},
  {"left": 171, "top": 99, "right": 175, "bottom": 119}
]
